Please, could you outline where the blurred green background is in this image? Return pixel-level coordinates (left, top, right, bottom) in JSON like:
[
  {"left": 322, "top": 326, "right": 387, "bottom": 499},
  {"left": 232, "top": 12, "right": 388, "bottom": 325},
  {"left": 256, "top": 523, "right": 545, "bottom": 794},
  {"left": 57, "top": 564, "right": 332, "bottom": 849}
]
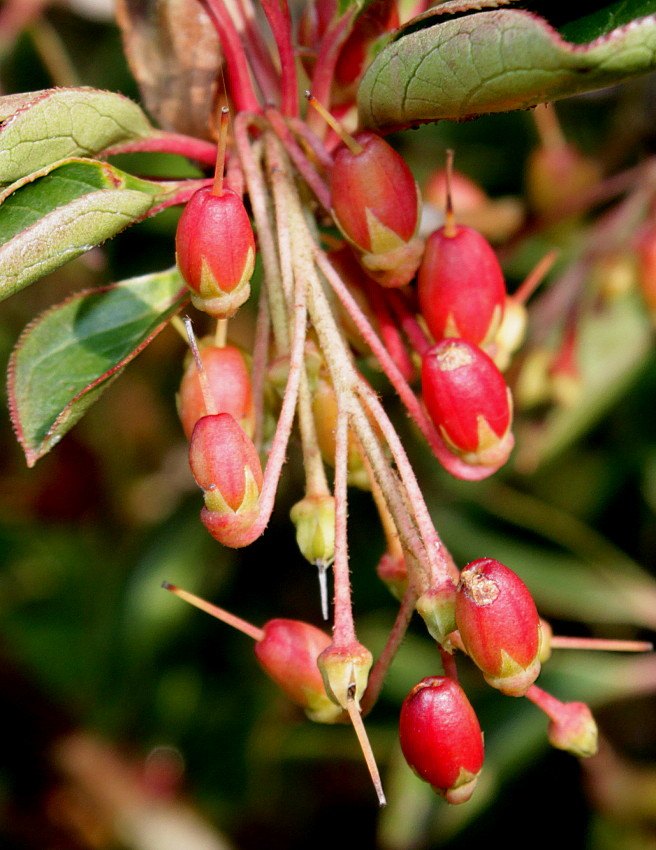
[{"left": 1, "top": 3, "right": 656, "bottom": 849}]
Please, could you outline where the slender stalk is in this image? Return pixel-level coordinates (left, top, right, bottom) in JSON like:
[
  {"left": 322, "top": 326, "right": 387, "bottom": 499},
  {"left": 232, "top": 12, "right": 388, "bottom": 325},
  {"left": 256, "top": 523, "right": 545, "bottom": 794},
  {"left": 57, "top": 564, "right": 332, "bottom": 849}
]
[
  {"left": 359, "top": 275, "right": 414, "bottom": 380},
  {"left": 201, "top": 0, "right": 260, "bottom": 113},
  {"left": 251, "top": 282, "right": 271, "bottom": 452},
  {"left": 162, "top": 582, "right": 264, "bottom": 641},
  {"left": 550, "top": 636, "right": 653, "bottom": 653},
  {"left": 183, "top": 317, "right": 217, "bottom": 416},
  {"left": 386, "top": 289, "right": 432, "bottom": 358},
  {"left": 260, "top": 0, "right": 298, "bottom": 117},
  {"left": 265, "top": 107, "right": 332, "bottom": 211},
  {"left": 102, "top": 133, "right": 218, "bottom": 165},
  {"left": 332, "top": 391, "right": 355, "bottom": 644},
  {"left": 227, "top": 0, "right": 280, "bottom": 103},
  {"left": 286, "top": 117, "right": 335, "bottom": 171},
  {"left": 234, "top": 114, "right": 288, "bottom": 351},
  {"left": 306, "top": 10, "right": 356, "bottom": 138},
  {"left": 361, "top": 586, "right": 418, "bottom": 715},
  {"left": 346, "top": 699, "right": 387, "bottom": 807}
]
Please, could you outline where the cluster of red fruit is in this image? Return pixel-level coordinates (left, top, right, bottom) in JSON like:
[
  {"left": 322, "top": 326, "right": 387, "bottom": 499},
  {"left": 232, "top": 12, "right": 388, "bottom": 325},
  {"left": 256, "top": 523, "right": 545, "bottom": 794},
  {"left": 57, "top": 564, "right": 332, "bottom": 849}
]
[{"left": 168, "top": 90, "right": 602, "bottom": 802}]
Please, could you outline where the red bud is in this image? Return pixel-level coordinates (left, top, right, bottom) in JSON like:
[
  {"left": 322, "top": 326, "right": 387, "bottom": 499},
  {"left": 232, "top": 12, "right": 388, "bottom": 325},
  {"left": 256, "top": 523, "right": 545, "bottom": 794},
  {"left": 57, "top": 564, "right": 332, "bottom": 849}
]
[
  {"left": 330, "top": 132, "right": 423, "bottom": 287},
  {"left": 254, "top": 619, "right": 343, "bottom": 723},
  {"left": 175, "top": 186, "right": 255, "bottom": 318},
  {"left": 178, "top": 343, "right": 254, "bottom": 441},
  {"left": 399, "top": 676, "right": 484, "bottom": 804},
  {"left": 418, "top": 224, "right": 506, "bottom": 348},
  {"left": 421, "top": 339, "right": 513, "bottom": 467},
  {"left": 455, "top": 558, "right": 541, "bottom": 696},
  {"left": 189, "top": 413, "right": 262, "bottom": 515}
]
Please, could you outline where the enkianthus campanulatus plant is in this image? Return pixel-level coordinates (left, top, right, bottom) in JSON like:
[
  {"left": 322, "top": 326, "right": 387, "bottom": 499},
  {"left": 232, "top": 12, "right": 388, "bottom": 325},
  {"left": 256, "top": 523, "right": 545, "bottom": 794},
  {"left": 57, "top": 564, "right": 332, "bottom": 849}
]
[
  {"left": 157, "top": 4, "right": 655, "bottom": 809},
  {"left": 5, "top": 0, "right": 656, "bottom": 830}
]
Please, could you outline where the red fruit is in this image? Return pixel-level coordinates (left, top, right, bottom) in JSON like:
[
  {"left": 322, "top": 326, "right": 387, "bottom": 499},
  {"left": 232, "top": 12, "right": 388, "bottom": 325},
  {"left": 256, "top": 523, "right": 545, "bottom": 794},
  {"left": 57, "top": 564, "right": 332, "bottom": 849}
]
[
  {"left": 330, "top": 132, "right": 424, "bottom": 287},
  {"left": 399, "top": 676, "right": 484, "bottom": 804},
  {"left": 418, "top": 224, "right": 506, "bottom": 347},
  {"left": 189, "top": 412, "right": 262, "bottom": 516},
  {"left": 455, "top": 558, "right": 541, "bottom": 696},
  {"left": 175, "top": 186, "right": 255, "bottom": 318},
  {"left": 177, "top": 342, "right": 254, "bottom": 441},
  {"left": 254, "top": 619, "right": 342, "bottom": 723},
  {"left": 421, "top": 339, "right": 513, "bottom": 467}
]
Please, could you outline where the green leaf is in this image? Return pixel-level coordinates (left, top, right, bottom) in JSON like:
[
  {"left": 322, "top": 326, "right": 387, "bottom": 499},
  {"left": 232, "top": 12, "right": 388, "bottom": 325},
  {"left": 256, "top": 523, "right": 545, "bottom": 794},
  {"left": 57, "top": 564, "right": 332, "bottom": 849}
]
[
  {"left": 8, "top": 267, "right": 188, "bottom": 466},
  {"left": 0, "top": 158, "right": 169, "bottom": 302},
  {"left": 357, "top": 5, "right": 656, "bottom": 131},
  {"left": 0, "top": 88, "right": 154, "bottom": 184}
]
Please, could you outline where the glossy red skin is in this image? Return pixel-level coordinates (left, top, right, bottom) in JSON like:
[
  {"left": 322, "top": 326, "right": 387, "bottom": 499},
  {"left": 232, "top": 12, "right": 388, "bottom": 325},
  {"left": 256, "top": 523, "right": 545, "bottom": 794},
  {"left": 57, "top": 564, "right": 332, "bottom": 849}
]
[
  {"left": 455, "top": 558, "right": 540, "bottom": 676},
  {"left": 189, "top": 413, "right": 262, "bottom": 511},
  {"left": 421, "top": 339, "right": 511, "bottom": 453},
  {"left": 399, "top": 677, "right": 484, "bottom": 791},
  {"left": 254, "top": 619, "right": 332, "bottom": 709},
  {"left": 178, "top": 345, "right": 254, "bottom": 441},
  {"left": 418, "top": 225, "right": 506, "bottom": 346},
  {"left": 175, "top": 187, "right": 255, "bottom": 295},
  {"left": 330, "top": 132, "right": 419, "bottom": 253}
]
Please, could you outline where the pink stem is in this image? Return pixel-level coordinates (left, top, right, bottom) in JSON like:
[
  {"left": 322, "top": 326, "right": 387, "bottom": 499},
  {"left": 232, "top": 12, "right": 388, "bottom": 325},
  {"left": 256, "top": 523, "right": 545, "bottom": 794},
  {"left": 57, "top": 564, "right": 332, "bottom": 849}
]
[
  {"left": 361, "top": 586, "right": 417, "bottom": 714},
  {"left": 200, "top": 0, "right": 260, "bottom": 113},
  {"left": 260, "top": 0, "right": 298, "bottom": 117},
  {"left": 265, "top": 108, "right": 332, "bottom": 211},
  {"left": 550, "top": 636, "right": 654, "bottom": 653},
  {"left": 232, "top": 0, "right": 280, "bottom": 104},
  {"left": 360, "top": 276, "right": 414, "bottom": 381},
  {"left": 251, "top": 284, "right": 271, "bottom": 453},
  {"left": 145, "top": 178, "right": 213, "bottom": 218},
  {"left": 332, "top": 392, "right": 356, "bottom": 645},
  {"left": 162, "top": 582, "right": 264, "bottom": 641},
  {"left": 386, "top": 288, "right": 432, "bottom": 358},
  {"left": 525, "top": 684, "right": 564, "bottom": 722},
  {"left": 440, "top": 647, "right": 459, "bottom": 681},
  {"left": 286, "top": 117, "right": 335, "bottom": 171},
  {"left": 102, "top": 132, "right": 218, "bottom": 165},
  {"left": 313, "top": 248, "right": 447, "bottom": 458}
]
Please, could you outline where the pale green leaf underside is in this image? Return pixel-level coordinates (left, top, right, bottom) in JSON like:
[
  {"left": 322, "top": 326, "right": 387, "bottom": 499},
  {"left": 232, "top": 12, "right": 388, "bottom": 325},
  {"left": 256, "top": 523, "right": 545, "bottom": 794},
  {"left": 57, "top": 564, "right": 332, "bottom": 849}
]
[
  {"left": 357, "top": 8, "right": 656, "bottom": 131},
  {"left": 0, "top": 88, "right": 154, "bottom": 184},
  {"left": 0, "top": 159, "right": 167, "bottom": 302},
  {"left": 9, "top": 268, "right": 187, "bottom": 466}
]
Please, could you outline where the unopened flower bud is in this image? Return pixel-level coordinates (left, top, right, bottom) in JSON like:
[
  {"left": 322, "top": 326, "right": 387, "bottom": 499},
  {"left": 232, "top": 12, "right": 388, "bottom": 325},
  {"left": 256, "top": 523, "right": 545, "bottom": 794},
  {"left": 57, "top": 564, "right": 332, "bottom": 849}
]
[
  {"left": 416, "top": 580, "right": 457, "bottom": 646},
  {"left": 290, "top": 494, "right": 336, "bottom": 566},
  {"left": 175, "top": 186, "right": 255, "bottom": 318},
  {"left": 177, "top": 341, "right": 254, "bottom": 440},
  {"left": 376, "top": 550, "right": 408, "bottom": 600},
  {"left": 330, "top": 131, "right": 424, "bottom": 288},
  {"left": 399, "top": 676, "right": 484, "bottom": 804},
  {"left": 455, "top": 558, "right": 541, "bottom": 696},
  {"left": 254, "top": 619, "right": 343, "bottom": 724},
  {"left": 422, "top": 339, "right": 514, "bottom": 467},
  {"left": 318, "top": 641, "right": 373, "bottom": 710},
  {"left": 547, "top": 701, "right": 598, "bottom": 758},
  {"left": 418, "top": 224, "right": 506, "bottom": 348},
  {"left": 189, "top": 414, "right": 262, "bottom": 547}
]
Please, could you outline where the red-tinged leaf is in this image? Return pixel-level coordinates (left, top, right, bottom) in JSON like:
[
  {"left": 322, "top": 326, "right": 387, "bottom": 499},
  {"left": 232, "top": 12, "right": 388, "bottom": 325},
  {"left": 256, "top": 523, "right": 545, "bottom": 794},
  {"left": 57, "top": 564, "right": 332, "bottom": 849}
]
[
  {"left": 357, "top": 2, "right": 656, "bottom": 131},
  {"left": 0, "top": 158, "right": 176, "bottom": 302},
  {"left": 0, "top": 88, "right": 154, "bottom": 184},
  {"left": 8, "top": 268, "right": 188, "bottom": 466}
]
